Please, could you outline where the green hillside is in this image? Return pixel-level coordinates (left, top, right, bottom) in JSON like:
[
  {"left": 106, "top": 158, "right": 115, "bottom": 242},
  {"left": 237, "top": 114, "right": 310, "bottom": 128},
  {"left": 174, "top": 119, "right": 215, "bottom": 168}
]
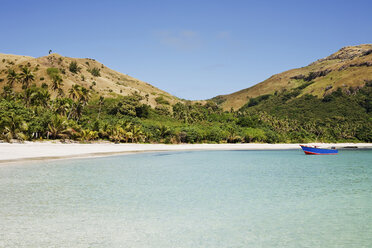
[
  {"left": 0, "top": 46, "right": 371, "bottom": 143},
  {"left": 213, "top": 44, "right": 372, "bottom": 110}
]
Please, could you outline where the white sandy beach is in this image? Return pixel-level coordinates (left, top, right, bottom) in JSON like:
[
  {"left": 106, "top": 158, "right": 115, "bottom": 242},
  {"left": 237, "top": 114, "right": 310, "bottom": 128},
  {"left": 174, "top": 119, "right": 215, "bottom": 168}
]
[{"left": 0, "top": 142, "right": 371, "bottom": 163}]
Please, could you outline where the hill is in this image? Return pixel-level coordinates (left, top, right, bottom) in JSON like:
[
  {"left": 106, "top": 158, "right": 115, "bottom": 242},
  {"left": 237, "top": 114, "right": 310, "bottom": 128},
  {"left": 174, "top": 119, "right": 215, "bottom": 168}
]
[
  {"left": 213, "top": 44, "right": 372, "bottom": 110},
  {"left": 0, "top": 53, "right": 179, "bottom": 107},
  {"left": 0, "top": 47, "right": 371, "bottom": 144}
]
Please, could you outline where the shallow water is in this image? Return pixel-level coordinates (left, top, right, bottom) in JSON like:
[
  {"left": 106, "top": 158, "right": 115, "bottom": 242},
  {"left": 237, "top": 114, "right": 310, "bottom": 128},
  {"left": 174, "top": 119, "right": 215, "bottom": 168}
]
[{"left": 0, "top": 150, "right": 371, "bottom": 247}]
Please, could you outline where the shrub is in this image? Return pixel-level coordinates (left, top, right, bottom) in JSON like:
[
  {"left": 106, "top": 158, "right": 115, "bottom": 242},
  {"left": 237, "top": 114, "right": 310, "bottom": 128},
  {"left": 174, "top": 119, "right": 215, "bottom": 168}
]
[
  {"left": 296, "top": 81, "right": 314, "bottom": 90},
  {"left": 236, "top": 115, "right": 260, "bottom": 128},
  {"left": 155, "top": 105, "right": 170, "bottom": 116},
  {"left": 205, "top": 126, "right": 228, "bottom": 143},
  {"left": 47, "top": 67, "right": 59, "bottom": 77},
  {"left": 135, "top": 104, "right": 150, "bottom": 118},
  {"left": 245, "top": 94, "right": 271, "bottom": 107},
  {"left": 243, "top": 128, "right": 266, "bottom": 142},
  {"left": 155, "top": 96, "right": 170, "bottom": 105},
  {"left": 88, "top": 67, "right": 100, "bottom": 77},
  {"left": 69, "top": 61, "right": 80, "bottom": 73},
  {"left": 41, "top": 83, "right": 48, "bottom": 89},
  {"left": 282, "top": 89, "right": 301, "bottom": 101},
  {"left": 180, "top": 127, "right": 206, "bottom": 143}
]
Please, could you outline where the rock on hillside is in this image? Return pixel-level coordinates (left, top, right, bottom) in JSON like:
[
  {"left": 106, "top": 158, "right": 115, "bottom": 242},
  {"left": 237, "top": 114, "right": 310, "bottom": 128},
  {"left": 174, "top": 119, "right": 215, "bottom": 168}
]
[{"left": 212, "top": 44, "right": 372, "bottom": 110}]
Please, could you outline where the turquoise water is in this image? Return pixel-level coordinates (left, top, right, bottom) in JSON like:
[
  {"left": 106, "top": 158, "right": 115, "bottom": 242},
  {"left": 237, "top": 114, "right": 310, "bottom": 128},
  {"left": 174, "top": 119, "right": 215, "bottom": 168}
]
[{"left": 0, "top": 150, "right": 371, "bottom": 247}]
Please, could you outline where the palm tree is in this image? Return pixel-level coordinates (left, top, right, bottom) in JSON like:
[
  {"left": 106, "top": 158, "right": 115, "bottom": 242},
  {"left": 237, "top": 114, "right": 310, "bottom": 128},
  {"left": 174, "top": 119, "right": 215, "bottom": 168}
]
[
  {"left": 7, "top": 69, "right": 19, "bottom": 88},
  {"left": 1, "top": 85, "right": 15, "bottom": 100},
  {"left": 157, "top": 125, "right": 171, "bottom": 139},
  {"left": 19, "top": 67, "right": 35, "bottom": 89},
  {"left": 54, "top": 98, "right": 72, "bottom": 116},
  {"left": 33, "top": 89, "right": 50, "bottom": 108},
  {"left": 121, "top": 120, "right": 132, "bottom": 132},
  {"left": 67, "top": 85, "right": 91, "bottom": 120},
  {"left": 131, "top": 125, "right": 144, "bottom": 143},
  {"left": 22, "top": 87, "right": 35, "bottom": 107},
  {"left": 80, "top": 129, "right": 98, "bottom": 142},
  {"left": 68, "top": 84, "right": 81, "bottom": 100},
  {"left": 124, "top": 131, "right": 133, "bottom": 143},
  {"left": 79, "top": 86, "right": 90, "bottom": 105},
  {"left": 109, "top": 125, "right": 126, "bottom": 143},
  {"left": 47, "top": 115, "right": 69, "bottom": 139},
  {"left": 57, "top": 88, "right": 65, "bottom": 98},
  {"left": 50, "top": 74, "right": 64, "bottom": 96},
  {"left": 1, "top": 113, "right": 28, "bottom": 142},
  {"left": 97, "top": 96, "right": 104, "bottom": 119},
  {"left": 68, "top": 101, "right": 83, "bottom": 121},
  {"left": 98, "top": 122, "right": 110, "bottom": 139}
]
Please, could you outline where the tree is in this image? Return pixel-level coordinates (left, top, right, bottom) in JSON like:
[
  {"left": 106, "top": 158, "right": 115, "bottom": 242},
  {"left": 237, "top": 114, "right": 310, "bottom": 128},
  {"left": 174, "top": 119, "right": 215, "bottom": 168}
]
[
  {"left": 109, "top": 125, "right": 126, "bottom": 143},
  {"left": 19, "top": 67, "right": 35, "bottom": 89},
  {"left": 50, "top": 74, "right": 64, "bottom": 96},
  {"left": 68, "top": 84, "right": 81, "bottom": 100},
  {"left": 0, "top": 113, "right": 28, "bottom": 142},
  {"left": 22, "top": 87, "right": 35, "bottom": 107},
  {"left": 54, "top": 98, "right": 72, "bottom": 116},
  {"left": 32, "top": 88, "right": 50, "bottom": 108},
  {"left": 1, "top": 86, "right": 15, "bottom": 100},
  {"left": 79, "top": 86, "right": 90, "bottom": 105},
  {"left": 124, "top": 131, "right": 133, "bottom": 143},
  {"left": 68, "top": 101, "right": 83, "bottom": 120},
  {"left": 157, "top": 125, "right": 171, "bottom": 139},
  {"left": 88, "top": 67, "right": 100, "bottom": 77},
  {"left": 69, "top": 61, "right": 80, "bottom": 73},
  {"left": 98, "top": 96, "right": 104, "bottom": 119},
  {"left": 6, "top": 69, "right": 19, "bottom": 88},
  {"left": 80, "top": 129, "right": 98, "bottom": 142},
  {"left": 47, "top": 115, "right": 69, "bottom": 139},
  {"left": 131, "top": 125, "right": 144, "bottom": 143}
]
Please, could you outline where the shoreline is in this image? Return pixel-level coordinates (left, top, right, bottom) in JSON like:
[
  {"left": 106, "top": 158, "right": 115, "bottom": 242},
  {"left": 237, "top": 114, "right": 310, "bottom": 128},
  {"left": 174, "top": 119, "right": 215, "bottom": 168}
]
[{"left": 1, "top": 142, "right": 371, "bottom": 164}]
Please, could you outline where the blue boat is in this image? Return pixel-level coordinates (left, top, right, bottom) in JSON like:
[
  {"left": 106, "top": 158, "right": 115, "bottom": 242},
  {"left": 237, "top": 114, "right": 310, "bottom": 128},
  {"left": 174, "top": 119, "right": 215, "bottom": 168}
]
[{"left": 300, "top": 145, "right": 338, "bottom": 155}]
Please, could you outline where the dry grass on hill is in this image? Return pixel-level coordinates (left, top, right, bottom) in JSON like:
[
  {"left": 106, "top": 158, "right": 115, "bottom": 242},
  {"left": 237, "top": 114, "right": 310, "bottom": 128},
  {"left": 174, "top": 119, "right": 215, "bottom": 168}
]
[{"left": 0, "top": 53, "right": 180, "bottom": 108}]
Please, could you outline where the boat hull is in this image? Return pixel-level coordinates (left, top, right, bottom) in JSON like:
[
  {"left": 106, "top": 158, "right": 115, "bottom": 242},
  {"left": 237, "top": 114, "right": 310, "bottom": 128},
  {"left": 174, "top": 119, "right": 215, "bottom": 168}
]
[{"left": 300, "top": 145, "right": 338, "bottom": 155}]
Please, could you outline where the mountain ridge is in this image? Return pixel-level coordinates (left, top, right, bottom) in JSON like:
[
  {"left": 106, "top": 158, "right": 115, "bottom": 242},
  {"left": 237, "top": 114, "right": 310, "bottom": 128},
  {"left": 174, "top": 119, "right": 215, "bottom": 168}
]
[{"left": 212, "top": 44, "right": 372, "bottom": 110}]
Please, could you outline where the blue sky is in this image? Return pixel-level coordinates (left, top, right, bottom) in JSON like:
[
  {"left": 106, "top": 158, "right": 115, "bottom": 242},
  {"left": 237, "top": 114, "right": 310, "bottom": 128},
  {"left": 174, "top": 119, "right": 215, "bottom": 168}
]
[{"left": 1, "top": 0, "right": 371, "bottom": 99}]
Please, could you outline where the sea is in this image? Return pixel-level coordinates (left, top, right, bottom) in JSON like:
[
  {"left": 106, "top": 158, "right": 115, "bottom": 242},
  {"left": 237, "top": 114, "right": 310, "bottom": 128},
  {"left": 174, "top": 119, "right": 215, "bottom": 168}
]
[{"left": 0, "top": 150, "right": 371, "bottom": 247}]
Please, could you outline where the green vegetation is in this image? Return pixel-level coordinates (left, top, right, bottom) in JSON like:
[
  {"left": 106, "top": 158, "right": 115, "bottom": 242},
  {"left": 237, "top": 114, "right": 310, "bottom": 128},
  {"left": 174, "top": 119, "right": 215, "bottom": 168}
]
[
  {"left": 240, "top": 82, "right": 372, "bottom": 142},
  {"left": 155, "top": 96, "right": 170, "bottom": 105},
  {"left": 69, "top": 61, "right": 80, "bottom": 74},
  {"left": 19, "top": 67, "right": 35, "bottom": 89},
  {"left": 87, "top": 67, "right": 100, "bottom": 77},
  {"left": 0, "top": 65, "right": 371, "bottom": 143},
  {"left": 47, "top": 68, "right": 64, "bottom": 97},
  {"left": 218, "top": 44, "right": 372, "bottom": 110},
  {"left": 47, "top": 67, "right": 60, "bottom": 76}
]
